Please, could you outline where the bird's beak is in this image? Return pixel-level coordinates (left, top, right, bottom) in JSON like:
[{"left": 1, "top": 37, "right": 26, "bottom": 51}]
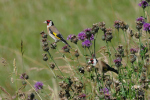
[{"left": 43, "top": 21, "right": 47, "bottom": 23}]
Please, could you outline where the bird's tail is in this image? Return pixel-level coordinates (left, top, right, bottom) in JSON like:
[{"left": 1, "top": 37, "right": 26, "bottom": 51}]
[
  {"left": 108, "top": 67, "right": 118, "bottom": 74},
  {"left": 61, "top": 39, "right": 72, "bottom": 48}
]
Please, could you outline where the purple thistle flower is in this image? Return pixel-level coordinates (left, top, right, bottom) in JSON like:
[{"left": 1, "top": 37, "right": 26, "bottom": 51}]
[
  {"left": 114, "top": 59, "right": 122, "bottom": 67},
  {"left": 90, "top": 34, "right": 94, "bottom": 41},
  {"left": 78, "top": 32, "right": 86, "bottom": 41},
  {"left": 84, "top": 28, "right": 91, "bottom": 32},
  {"left": 20, "top": 73, "right": 29, "bottom": 80},
  {"left": 67, "top": 34, "right": 74, "bottom": 40},
  {"left": 130, "top": 48, "right": 138, "bottom": 53},
  {"left": 78, "top": 94, "right": 86, "bottom": 98},
  {"left": 114, "top": 59, "right": 121, "bottom": 63},
  {"left": 103, "top": 88, "right": 109, "bottom": 94},
  {"left": 138, "top": 0, "right": 149, "bottom": 8},
  {"left": 20, "top": 74, "right": 24, "bottom": 79},
  {"left": 136, "top": 17, "right": 145, "bottom": 24},
  {"left": 34, "top": 82, "right": 43, "bottom": 91},
  {"left": 143, "top": 23, "right": 150, "bottom": 32},
  {"left": 82, "top": 40, "right": 92, "bottom": 48},
  {"left": 62, "top": 45, "right": 68, "bottom": 49}
]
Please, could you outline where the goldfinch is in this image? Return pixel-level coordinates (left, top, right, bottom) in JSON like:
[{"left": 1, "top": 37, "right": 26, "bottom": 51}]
[
  {"left": 89, "top": 58, "right": 118, "bottom": 74},
  {"left": 43, "top": 20, "right": 71, "bottom": 48}
]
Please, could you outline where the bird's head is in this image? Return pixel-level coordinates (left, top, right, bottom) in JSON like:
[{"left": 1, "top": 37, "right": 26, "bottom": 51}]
[
  {"left": 88, "top": 58, "right": 98, "bottom": 66},
  {"left": 43, "top": 20, "right": 54, "bottom": 27}
]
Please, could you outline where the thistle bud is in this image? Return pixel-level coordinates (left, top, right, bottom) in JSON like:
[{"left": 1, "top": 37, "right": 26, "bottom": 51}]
[
  {"left": 67, "top": 34, "right": 78, "bottom": 44},
  {"left": 29, "top": 93, "right": 35, "bottom": 100},
  {"left": 129, "top": 30, "right": 134, "bottom": 37},
  {"left": 40, "top": 31, "right": 47, "bottom": 38},
  {"left": 92, "top": 23, "right": 99, "bottom": 33},
  {"left": 50, "top": 42, "right": 57, "bottom": 49},
  {"left": 135, "top": 32, "right": 141, "bottom": 39},
  {"left": 114, "top": 20, "right": 120, "bottom": 30},
  {"left": 117, "top": 45, "right": 124, "bottom": 56},
  {"left": 87, "top": 66, "right": 92, "bottom": 72},
  {"left": 130, "top": 54, "right": 136, "bottom": 63},
  {"left": 22, "top": 81, "right": 27, "bottom": 85},
  {"left": 42, "top": 38, "right": 47, "bottom": 42},
  {"left": 99, "top": 22, "right": 106, "bottom": 32},
  {"left": 102, "top": 35, "right": 106, "bottom": 41},
  {"left": 115, "top": 53, "right": 122, "bottom": 61},
  {"left": 42, "top": 42, "right": 48, "bottom": 46},
  {"left": 119, "top": 21, "right": 129, "bottom": 30},
  {"left": 20, "top": 73, "right": 29, "bottom": 80},
  {"left": 79, "top": 67, "right": 84, "bottom": 74},
  {"left": 42, "top": 53, "right": 48, "bottom": 61},
  {"left": 75, "top": 49, "right": 79, "bottom": 57},
  {"left": 50, "top": 63, "right": 55, "bottom": 69},
  {"left": 42, "top": 46, "right": 49, "bottom": 51}
]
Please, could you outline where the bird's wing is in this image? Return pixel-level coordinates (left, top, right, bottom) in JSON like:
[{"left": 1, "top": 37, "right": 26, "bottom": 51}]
[
  {"left": 49, "top": 26, "right": 71, "bottom": 48},
  {"left": 48, "top": 26, "right": 61, "bottom": 39}
]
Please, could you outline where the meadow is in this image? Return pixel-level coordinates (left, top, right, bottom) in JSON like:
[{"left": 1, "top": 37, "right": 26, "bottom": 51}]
[{"left": 0, "top": 0, "right": 150, "bottom": 100}]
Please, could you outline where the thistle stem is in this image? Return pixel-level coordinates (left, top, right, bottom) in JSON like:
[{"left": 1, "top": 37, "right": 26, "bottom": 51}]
[{"left": 47, "top": 51, "right": 64, "bottom": 78}]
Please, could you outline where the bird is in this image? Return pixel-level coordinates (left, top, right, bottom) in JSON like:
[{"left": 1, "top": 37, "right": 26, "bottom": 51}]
[
  {"left": 43, "top": 20, "right": 71, "bottom": 48},
  {"left": 88, "top": 58, "right": 118, "bottom": 74}
]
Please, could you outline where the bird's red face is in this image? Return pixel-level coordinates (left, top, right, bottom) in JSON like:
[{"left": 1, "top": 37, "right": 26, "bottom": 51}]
[
  {"left": 43, "top": 20, "right": 51, "bottom": 25},
  {"left": 90, "top": 59, "right": 94, "bottom": 64},
  {"left": 43, "top": 20, "right": 54, "bottom": 27}
]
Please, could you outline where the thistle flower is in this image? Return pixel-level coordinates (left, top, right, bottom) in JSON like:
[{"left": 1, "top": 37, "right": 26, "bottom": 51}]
[
  {"left": 67, "top": 34, "right": 78, "bottom": 44},
  {"left": 138, "top": 0, "right": 149, "bottom": 9},
  {"left": 130, "top": 48, "right": 138, "bottom": 54},
  {"left": 136, "top": 17, "right": 145, "bottom": 30},
  {"left": 82, "top": 40, "right": 92, "bottom": 48},
  {"left": 143, "top": 23, "right": 150, "bottom": 33},
  {"left": 78, "top": 32, "right": 86, "bottom": 41},
  {"left": 84, "top": 28, "right": 91, "bottom": 32},
  {"left": 84, "top": 28, "right": 92, "bottom": 39},
  {"left": 67, "top": 34, "right": 74, "bottom": 40},
  {"left": 114, "top": 20, "right": 120, "bottom": 30},
  {"left": 62, "top": 45, "right": 70, "bottom": 52},
  {"left": 115, "top": 53, "right": 122, "bottom": 61},
  {"left": 136, "top": 17, "right": 145, "bottom": 24},
  {"left": 34, "top": 82, "right": 43, "bottom": 91},
  {"left": 114, "top": 59, "right": 122, "bottom": 67},
  {"left": 90, "top": 34, "right": 94, "bottom": 40},
  {"left": 100, "top": 88, "right": 109, "bottom": 94},
  {"left": 119, "top": 21, "right": 129, "bottom": 30},
  {"left": 78, "top": 93, "right": 86, "bottom": 99},
  {"left": 20, "top": 73, "right": 29, "bottom": 80},
  {"left": 100, "top": 88, "right": 110, "bottom": 99}
]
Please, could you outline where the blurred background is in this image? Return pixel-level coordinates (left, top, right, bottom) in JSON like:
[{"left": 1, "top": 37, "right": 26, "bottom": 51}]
[{"left": 0, "top": 0, "right": 143, "bottom": 97}]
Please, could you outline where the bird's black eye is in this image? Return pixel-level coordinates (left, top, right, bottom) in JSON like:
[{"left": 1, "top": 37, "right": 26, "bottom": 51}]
[{"left": 47, "top": 20, "right": 50, "bottom": 23}]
